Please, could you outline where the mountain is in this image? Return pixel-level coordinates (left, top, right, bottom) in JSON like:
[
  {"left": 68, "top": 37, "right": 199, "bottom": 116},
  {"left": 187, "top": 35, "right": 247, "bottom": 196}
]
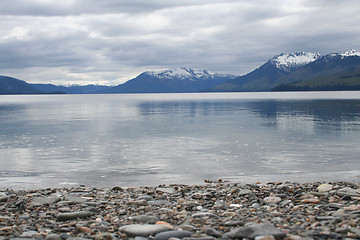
[
  {"left": 0, "top": 75, "right": 43, "bottom": 94},
  {"left": 30, "top": 83, "right": 112, "bottom": 94},
  {"left": 211, "top": 52, "right": 321, "bottom": 92},
  {"left": 272, "top": 49, "right": 360, "bottom": 91},
  {"left": 100, "top": 67, "right": 236, "bottom": 93}
]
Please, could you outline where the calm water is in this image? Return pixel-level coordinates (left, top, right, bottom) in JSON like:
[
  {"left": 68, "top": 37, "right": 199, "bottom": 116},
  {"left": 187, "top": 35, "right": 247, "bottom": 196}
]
[{"left": 1, "top": 92, "right": 360, "bottom": 189}]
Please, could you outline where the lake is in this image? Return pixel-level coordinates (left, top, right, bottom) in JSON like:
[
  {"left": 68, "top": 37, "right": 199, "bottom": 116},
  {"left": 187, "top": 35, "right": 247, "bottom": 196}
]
[{"left": 0, "top": 92, "right": 360, "bottom": 189}]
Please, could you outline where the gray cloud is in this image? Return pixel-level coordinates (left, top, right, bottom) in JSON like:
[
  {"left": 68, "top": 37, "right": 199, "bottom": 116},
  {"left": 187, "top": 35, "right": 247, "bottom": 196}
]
[{"left": 0, "top": 0, "right": 359, "bottom": 85}]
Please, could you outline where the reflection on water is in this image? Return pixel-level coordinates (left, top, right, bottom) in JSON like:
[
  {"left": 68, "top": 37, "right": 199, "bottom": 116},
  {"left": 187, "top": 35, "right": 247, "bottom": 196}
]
[{"left": 0, "top": 92, "right": 360, "bottom": 189}]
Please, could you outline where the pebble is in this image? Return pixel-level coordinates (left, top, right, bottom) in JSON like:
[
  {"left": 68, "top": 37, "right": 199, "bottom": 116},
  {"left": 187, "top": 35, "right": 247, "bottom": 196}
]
[
  {"left": 57, "top": 211, "right": 95, "bottom": 221},
  {"left": 225, "top": 223, "right": 286, "bottom": 239},
  {"left": 154, "top": 230, "right": 193, "bottom": 240},
  {"left": 263, "top": 196, "right": 282, "bottom": 204},
  {"left": 30, "top": 196, "right": 61, "bottom": 207},
  {"left": 132, "top": 214, "right": 159, "bottom": 224},
  {"left": 204, "top": 227, "right": 222, "bottom": 237},
  {"left": 118, "top": 224, "right": 172, "bottom": 237},
  {"left": 0, "top": 181, "right": 359, "bottom": 239},
  {"left": 317, "top": 183, "right": 334, "bottom": 192}
]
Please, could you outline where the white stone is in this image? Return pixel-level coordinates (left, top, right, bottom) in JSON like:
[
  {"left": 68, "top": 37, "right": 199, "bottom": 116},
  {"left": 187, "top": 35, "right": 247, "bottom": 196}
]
[
  {"left": 317, "top": 183, "right": 334, "bottom": 192},
  {"left": 263, "top": 196, "right": 282, "bottom": 204}
]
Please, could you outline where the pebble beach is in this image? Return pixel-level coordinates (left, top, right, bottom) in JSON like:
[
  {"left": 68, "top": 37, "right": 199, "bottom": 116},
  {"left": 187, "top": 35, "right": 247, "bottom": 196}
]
[{"left": 1, "top": 181, "right": 359, "bottom": 240}]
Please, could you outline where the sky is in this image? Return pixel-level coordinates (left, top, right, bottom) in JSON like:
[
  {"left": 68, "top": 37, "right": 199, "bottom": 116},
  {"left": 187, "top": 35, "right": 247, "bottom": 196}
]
[{"left": 1, "top": 0, "right": 360, "bottom": 85}]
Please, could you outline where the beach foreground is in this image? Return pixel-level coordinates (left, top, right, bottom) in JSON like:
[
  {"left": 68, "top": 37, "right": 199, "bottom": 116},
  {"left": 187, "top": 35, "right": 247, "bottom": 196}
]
[{"left": 0, "top": 181, "right": 359, "bottom": 239}]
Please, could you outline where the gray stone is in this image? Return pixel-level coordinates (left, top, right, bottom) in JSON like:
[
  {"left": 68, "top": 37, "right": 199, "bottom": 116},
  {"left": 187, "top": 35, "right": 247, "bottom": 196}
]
[
  {"left": 156, "top": 187, "right": 177, "bottom": 194},
  {"left": 255, "top": 235, "right": 275, "bottom": 240},
  {"left": 251, "top": 203, "right": 260, "bottom": 209},
  {"left": 132, "top": 215, "right": 159, "bottom": 224},
  {"left": 280, "top": 200, "right": 292, "bottom": 207},
  {"left": 154, "top": 230, "right": 192, "bottom": 240},
  {"left": 93, "top": 233, "right": 113, "bottom": 240},
  {"left": 148, "top": 200, "right": 171, "bottom": 206},
  {"left": 183, "top": 238, "right": 215, "bottom": 240},
  {"left": 177, "top": 225, "right": 196, "bottom": 232},
  {"left": 350, "top": 228, "right": 360, "bottom": 235},
  {"left": 19, "top": 231, "right": 38, "bottom": 238},
  {"left": 214, "top": 200, "right": 225, "bottom": 208},
  {"left": 134, "top": 237, "right": 150, "bottom": 240},
  {"left": 127, "top": 200, "right": 148, "bottom": 206},
  {"left": 57, "top": 211, "right": 95, "bottom": 221},
  {"left": 59, "top": 233, "right": 71, "bottom": 239},
  {"left": 119, "top": 224, "right": 173, "bottom": 237},
  {"left": 63, "top": 194, "right": 88, "bottom": 203},
  {"left": 191, "top": 212, "right": 217, "bottom": 218},
  {"left": 45, "top": 234, "right": 62, "bottom": 240},
  {"left": 204, "top": 227, "right": 222, "bottom": 238},
  {"left": 224, "top": 223, "right": 286, "bottom": 239},
  {"left": 30, "top": 196, "right": 61, "bottom": 207},
  {"left": 239, "top": 189, "right": 252, "bottom": 195},
  {"left": 263, "top": 196, "right": 282, "bottom": 205},
  {"left": 337, "top": 187, "right": 360, "bottom": 196},
  {"left": 138, "top": 195, "right": 153, "bottom": 201},
  {"left": 0, "top": 193, "right": 8, "bottom": 202},
  {"left": 315, "top": 216, "right": 342, "bottom": 222},
  {"left": 224, "top": 220, "right": 245, "bottom": 227}
]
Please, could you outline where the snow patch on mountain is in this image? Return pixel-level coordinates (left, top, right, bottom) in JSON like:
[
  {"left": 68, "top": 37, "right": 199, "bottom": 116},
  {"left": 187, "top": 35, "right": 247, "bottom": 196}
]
[
  {"left": 340, "top": 49, "right": 360, "bottom": 58},
  {"left": 146, "top": 67, "right": 235, "bottom": 80},
  {"left": 270, "top": 52, "right": 322, "bottom": 72}
]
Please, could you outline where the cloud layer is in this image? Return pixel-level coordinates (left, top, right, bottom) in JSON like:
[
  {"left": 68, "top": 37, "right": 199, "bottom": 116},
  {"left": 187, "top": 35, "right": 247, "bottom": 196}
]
[{"left": 1, "top": 0, "right": 359, "bottom": 85}]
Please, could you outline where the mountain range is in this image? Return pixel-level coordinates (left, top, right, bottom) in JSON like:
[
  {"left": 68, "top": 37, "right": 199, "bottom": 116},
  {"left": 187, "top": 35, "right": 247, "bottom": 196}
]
[
  {"left": 212, "top": 49, "right": 360, "bottom": 92},
  {"left": 99, "top": 68, "right": 236, "bottom": 93},
  {"left": 1, "top": 49, "right": 360, "bottom": 94}
]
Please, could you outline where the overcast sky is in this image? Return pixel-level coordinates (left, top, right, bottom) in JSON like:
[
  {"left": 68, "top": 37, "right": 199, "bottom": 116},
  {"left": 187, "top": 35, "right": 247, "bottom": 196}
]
[{"left": 1, "top": 0, "right": 359, "bottom": 85}]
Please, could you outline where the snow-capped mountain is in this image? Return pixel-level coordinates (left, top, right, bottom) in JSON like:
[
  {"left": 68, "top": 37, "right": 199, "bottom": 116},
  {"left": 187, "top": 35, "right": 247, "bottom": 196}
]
[
  {"left": 145, "top": 67, "right": 233, "bottom": 81},
  {"left": 101, "top": 67, "right": 236, "bottom": 93},
  {"left": 211, "top": 49, "right": 360, "bottom": 92},
  {"left": 270, "top": 52, "right": 322, "bottom": 72},
  {"left": 340, "top": 49, "right": 360, "bottom": 58},
  {"left": 323, "top": 49, "right": 360, "bottom": 60}
]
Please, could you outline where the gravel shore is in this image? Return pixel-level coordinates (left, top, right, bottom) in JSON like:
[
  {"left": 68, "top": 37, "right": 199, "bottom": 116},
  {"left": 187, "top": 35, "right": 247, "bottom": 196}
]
[{"left": 0, "top": 181, "right": 359, "bottom": 239}]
